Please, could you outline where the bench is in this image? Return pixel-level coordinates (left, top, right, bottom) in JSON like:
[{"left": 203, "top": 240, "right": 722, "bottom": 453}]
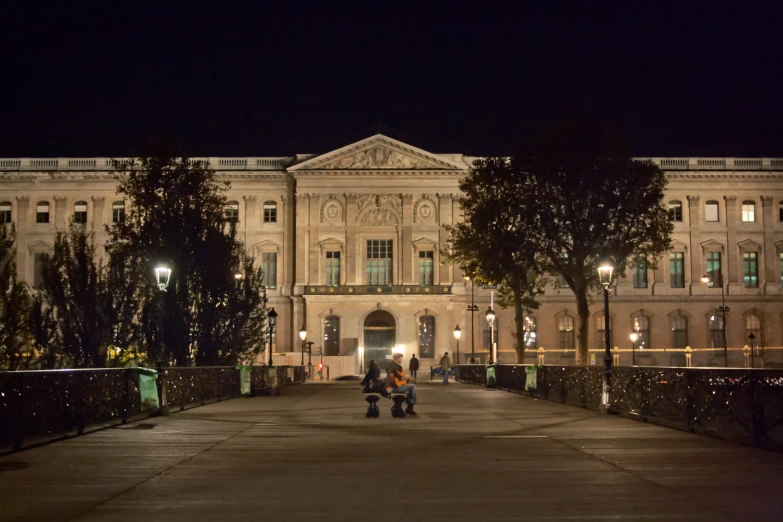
[{"left": 363, "top": 391, "right": 408, "bottom": 418}]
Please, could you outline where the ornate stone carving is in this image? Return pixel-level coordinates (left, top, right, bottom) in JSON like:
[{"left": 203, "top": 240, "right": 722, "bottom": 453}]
[
  {"left": 15, "top": 196, "right": 29, "bottom": 203},
  {"left": 321, "top": 196, "right": 344, "bottom": 224},
  {"left": 687, "top": 195, "right": 700, "bottom": 203},
  {"left": 401, "top": 193, "right": 413, "bottom": 204},
  {"left": 359, "top": 208, "right": 399, "bottom": 226},
  {"left": 413, "top": 194, "right": 437, "bottom": 223},
  {"left": 243, "top": 195, "right": 257, "bottom": 202},
  {"left": 356, "top": 194, "right": 401, "bottom": 214},
  {"left": 320, "top": 145, "right": 438, "bottom": 169}
]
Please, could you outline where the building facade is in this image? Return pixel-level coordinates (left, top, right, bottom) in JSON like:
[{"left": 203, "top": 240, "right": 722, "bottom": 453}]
[{"left": 2, "top": 135, "right": 783, "bottom": 368}]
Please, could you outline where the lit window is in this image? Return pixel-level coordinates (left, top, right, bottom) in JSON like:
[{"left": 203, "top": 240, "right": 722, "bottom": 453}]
[
  {"left": 418, "top": 315, "right": 435, "bottom": 358},
  {"left": 671, "top": 315, "right": 688, "bottom": 348},
  {"left": 36, "top": 202, "right": 50, "bottom": 224},
  {"left": 709, "top": 313, "right": 725, "bottom": 348},
  {"left": 326, "top": 251, "right": 341, "bottom": 286},
  {"left": 633, "top": 315, "right": 651, "bottom": 350},
  {"left": 0, "top": 202, "right": 11, "bottom": 224},
  {"left": 668, "top": 200, "right": 683, "bottom": 222},
  {"left": 669, "top": 252, "right": 685, "bottom": 288},
  {"left": 705, "top": 200, "right": 719, "bottom": 222},
  {"left": 262, "top": 252, "right": 277, "bottom": 289},
  {"left": 706, "top": 252, "right": 722, "bottom": 287},
  {"left": 743, "top": 252, "right": 759, "bottom": 288},
  {"left": 324, "top": 315, "right": 340, "bottom": 355},
  {"left": 73, "top": 201, "right": 88, "bottom": 224},
  {"left": 225, "top": 201, "right": 239, "bottom": 222},
  {"left": 112, "top": 201, "right": 125, "bottom": 223},
  {"left": 263, "top": 201, "right": 277, "bottom": 223},
  {"left": 596, "top": 315, "right": 611, "bottom": 349},
  {"left": 741, "top": 201, "right": 755, "bottom": 222},
  {"left": 366, "top": 240, "right": 393, "bottom": 286},
  {"left": 557, "top": 316, "right": 574, "bottom": 350},
  {"left": 523, "top": 317, "right": 536, "bottom": 351},
  {"left": 418, "top": 250, "right": 434, "bottom": 286}
]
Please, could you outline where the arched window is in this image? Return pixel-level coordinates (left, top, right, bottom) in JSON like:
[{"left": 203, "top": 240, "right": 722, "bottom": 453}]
[
  {"left": 36, "top": 201, "right": 50, "bottom": 223},
  {"left": 596, "top": 315, "right": 612, "bottom": 349},
  {"left": 225, "top": 201, "right": 239, "bottom": 222},
  {"left": 741, "top": 200, "right": 755, "bottom": 222},
  {"left": 705, "top": 200, "right": 719, "bottom": 222},
  {"left": 632, "top": 315, "right": 650, "bottom": 350},
  {"left": 73, "top": 201, "right": 88, "bottom": 224},
  {"left": 418, "top": 315, "right": 435, "bottom": 358},
  {"left": 523, "top": 316, "right": 536, "bottom": 351},
  {"left": 112, "top": 201, "right": 125, "bottom": 223},
  {"left": 557, "top": 316, "right": 574, "bottom": 350},
  {"left": 324, "top": 315, "right": 340, "bottom": 356},
  {"left": 709, "top": 312, "right": 725, "bottom": 348},
  {"left": 0, "top": 202, "right": 11, "bottom": 224},
  {"left": 671, "top": 314, "right": 688, "bottom": 348},
  {"left": 745, "top": 314, "right": 762, "bottom": 346},
  {"left": 263, "top": 201, "right": 277, "bottom": 223},
  {"left": 668, "top": 200, "right": 683, "bottom": 222}
]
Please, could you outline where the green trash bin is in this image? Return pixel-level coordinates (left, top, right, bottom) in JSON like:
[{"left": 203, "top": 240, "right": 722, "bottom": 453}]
[
  {"left": 237, "top": 365, "right": 251, "bottom": 395},
  {"left": 486, "top": 365, "right": 496, "bottom": 388},
  {"left": 137, "top": 368, "right": 160, "bottom": 410},
  {"left": 525, "top": 365, "right": 538, "bottom": 391}
]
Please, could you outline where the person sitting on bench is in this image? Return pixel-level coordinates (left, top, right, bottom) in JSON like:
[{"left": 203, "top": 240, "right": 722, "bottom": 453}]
[
  {"left": 361, "top": 360, "right": 385, "bottom": 393},
  {"left": 385, "top": 353, "right": 417, "bottom": 415}
]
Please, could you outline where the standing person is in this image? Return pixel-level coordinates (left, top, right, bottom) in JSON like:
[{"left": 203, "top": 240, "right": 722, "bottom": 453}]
[
  {"left": 409, "top": 354, "right": 420, "bottom": 382},
  {"left": 440, "top": 352, "right": 451, "bottom": 385},
  {"left": 386, "top": 353, "right": 417, "bottom": 415}
]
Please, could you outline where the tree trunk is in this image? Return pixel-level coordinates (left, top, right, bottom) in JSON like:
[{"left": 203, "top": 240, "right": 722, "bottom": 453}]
[
  {"left": 574, "top": 287, "right": 590, "bottom": 365},
  {"left": 512, "top": 284, "right": 526, "bottom": 364}
]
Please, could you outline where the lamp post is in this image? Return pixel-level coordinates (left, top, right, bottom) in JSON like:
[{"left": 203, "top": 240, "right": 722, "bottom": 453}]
[
  {"left": 267, "top": 308, "right": 277, "bottom": 366},
  {"left": 465, "top": 275, "right": 479, "bottom": 363},
  {"left": 453, "top": 325, "right": 461, "bottom": 364},
  {"left": 299, "top": 325, "right": 307, "bottom": 366},
  {"left": 630, "top": 332, "right": 638, "bottom": 367},
  {"left": 306, "top": 341, "right": 314, "bottom": 366},
  {"left": 154, "top": 266, "right": 172, "bottom": 365},
  {"left": 701, "top": 274, "right": 729, "bottom": 367},
  {"left": 485, "top": 307, "right": 496, "bottom": 365},
  {"left": 598, "top": 261, "right": 614, "bottom": 413}
]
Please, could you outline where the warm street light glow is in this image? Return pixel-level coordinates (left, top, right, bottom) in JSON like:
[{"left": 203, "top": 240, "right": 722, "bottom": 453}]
[
  {"left": 701, "top": 274, "right": 710, "bottom": 284},
  {"left": 453, "top": 325, "right": 462, "bottom": 340},
  {"left": 155, "top": 266, "right": 172, "bottom": 291},
  {"left": 235, "top": 272, "right": 243, "bottom": 280},
  {"left": 485, "top": 308, "right": 495, "bottom": 326},
  {"left": 299, "top": 326, "right": 307, "bottom": 341},
  {"left": 630, "top": 332, "right": 639, "bottom": 342},
  {"left": 597, "top": 262, "right": 614, "bottom": 288}
]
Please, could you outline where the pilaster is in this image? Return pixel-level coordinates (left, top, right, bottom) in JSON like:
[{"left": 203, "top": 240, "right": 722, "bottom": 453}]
[
  {"left": 345, "top": 194, "right": 357, "bottom": 284},
  {"left": 687, "top": 195, "right": 701, "bottom": 294},
  {"left": 762, "top": 195, "right": 777, "bottom": 293},
  {"left": 53, "top": 195, "right": 67, "bottom": 228},
  {"left": 437, "top": 194, "right": 452, "bottom": 283},
  {"left": 15, "top": 196, "right": 29, "bottom": 277},
  {"left": 282, "top": 194, "right": 295, "bottom": 293},
  {"left": 401, "top": 193, "right": 414, "bottom": 284},
  {"left": 243, "top": 195, "right": 257, "bottom": 242},
  {"left": 725, "top": 196, "right": 739, "bottom": 292},
  {"left": 294, "top": 193, "right": 308, "bottom": 289},
  {"left": 307, "top": 193, "right": 321, "bottom": 285}
]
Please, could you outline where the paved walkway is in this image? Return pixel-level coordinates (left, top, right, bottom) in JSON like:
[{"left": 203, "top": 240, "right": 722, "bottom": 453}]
[{"left": 1, "top": 380, "right": 782, "bottom": 522}]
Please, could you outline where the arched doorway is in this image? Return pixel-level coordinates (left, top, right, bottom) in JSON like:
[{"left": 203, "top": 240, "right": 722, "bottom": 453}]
[{"left": 364, "top": 310, "right": 396, "bottom": 370}]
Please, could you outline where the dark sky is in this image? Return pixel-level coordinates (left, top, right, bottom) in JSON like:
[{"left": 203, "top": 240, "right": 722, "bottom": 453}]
[{"left": 2, "top": 1, "right": 782, "bottom": 158}]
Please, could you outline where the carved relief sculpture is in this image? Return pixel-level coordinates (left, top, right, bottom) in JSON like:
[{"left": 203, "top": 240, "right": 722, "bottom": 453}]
[
  {"left": 414, "top": 194, "right": 437, "bottom": 223},
  {"left": 359, "top": 208, "right": 399, "bottom": 226},
  {"left": 321, "top": 196, "right": 344, "bottom": 224},
  {"left": 321, "top": 145, "right": 438, "bottom": 169}
]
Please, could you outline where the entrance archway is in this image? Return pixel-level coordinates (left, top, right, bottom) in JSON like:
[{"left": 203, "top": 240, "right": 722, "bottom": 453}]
[{"left": 363, "top": 310, "right": 396, "bottom": 370}]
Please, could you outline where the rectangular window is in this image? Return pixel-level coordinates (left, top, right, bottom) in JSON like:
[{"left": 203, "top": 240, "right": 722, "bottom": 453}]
[
  {"left": 34, "top": 253, "right": 48, "bottom": 289},
  {"left": 705, "top": 201, "right": 719, "bottom": 222},
  {"left": 668, "top": 201, "right": 682, "bottom": 222},
  {"left": 74, "top": 203, "right": 88, "bottom": 224},
  {"left": 366, "top": 240, "right": 393, "bottom": 286},
  {"left": 743, "top": 252, "right": 759, "bottom": 288},
  {"left": 669, "top": 252, "right": 685, "bottom": 288},
  {"left": 706, "top": 252, "right": 722, "bottom": 287},
  {"left": 418, "top": 250, "right": 434, "bottom": 286},
  {"left": 325, "top": 251, "right": 341, "bottom": 286},
  {"left": 36, "top": 203, "right": 49, "bottom": 224},
  {"left": 263, "top": 202, "right": 277, "bottom": 223},
  {"left": 262, "top": 252, "right": 277, "bottom": 289},
  {"left": 112, "top": 202, "right": 125, "bottom": 223},
  {"left": 0, "top": 203, "right": 10, "bottom": 224},
  {"left": 632, "top": 261, "right": 647, "bottom": 288},
  {"left": 742, "top": 202, "right": 755, "bottom": 222}
]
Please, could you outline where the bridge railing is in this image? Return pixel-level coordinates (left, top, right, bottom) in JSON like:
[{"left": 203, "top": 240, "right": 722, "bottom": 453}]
[
  {"left": 0, "top": 365, "right": 306, "bottom": 453},
  {"left": 456, "top": 364, "right": 783, "bottom": 450}
]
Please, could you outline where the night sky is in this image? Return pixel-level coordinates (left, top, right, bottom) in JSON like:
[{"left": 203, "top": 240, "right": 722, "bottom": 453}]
[{"left": 2, "top": 1, "right": 782, "bottom": 158}]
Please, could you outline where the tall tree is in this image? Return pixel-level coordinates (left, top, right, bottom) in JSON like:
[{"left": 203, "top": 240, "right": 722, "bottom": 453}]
[
  {"left": 0, "top": 225, "right": 32, "bottom": 370},
  {"left": 519, "top": 122, "right": 672, "bottom": 364},
  {"left": 109, "top": 155, "right": 268, "bottom": 366},
  {"left": 39, "top": 225, "right": 110, "bottom": 368},
  {"left": 447, "top": 157, "right": 544, "bottom": 363}
]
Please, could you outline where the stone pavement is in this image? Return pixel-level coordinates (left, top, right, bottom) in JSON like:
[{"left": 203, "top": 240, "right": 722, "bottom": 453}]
[{"left": 1, "top": 380, "right": 782, "bottom": 522}]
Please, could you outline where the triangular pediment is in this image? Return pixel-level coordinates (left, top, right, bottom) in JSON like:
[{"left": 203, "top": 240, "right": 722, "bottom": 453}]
[{"left": 288, "top": 134, "right": 469, "bottom": 172}]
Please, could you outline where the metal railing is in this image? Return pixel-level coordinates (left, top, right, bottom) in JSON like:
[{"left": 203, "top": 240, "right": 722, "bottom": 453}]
[{"left": 456, "top": 364, "right": 783, "bottom": 450}]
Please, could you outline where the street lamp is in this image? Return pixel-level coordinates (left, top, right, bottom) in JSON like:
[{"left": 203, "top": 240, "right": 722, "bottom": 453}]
[
  {"left": 154, "top": 265, "right": 172, "bottom": 366},
  {"left": 155, "top": 266, "right": 172, "bottom": 292},
  {"left": 597, "top": 261, "right": 614, "bottom": 412},
  {"left": 465, "top": 275, "right": 479, "bottom": 363},
  {"left": 701, "top": 274, "right": 729, "bottom": 367},
  {"left": 486, "top": 307, "right": 496, "bottom": 365},
  {"left": 299, "top": 325, "right": 307, "bottom": 366},
  {"left": 453, "top": 325, "right": 462, "bottom": 364},
  {"left": 267, "top": 308, "right": 278, "bottom": 366},
  {"left": 630, "top": 332, "right": 638, "bottom": 367}
]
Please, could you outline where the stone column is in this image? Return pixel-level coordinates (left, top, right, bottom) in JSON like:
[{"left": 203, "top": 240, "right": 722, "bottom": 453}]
[
  {"left": 91, "top": 196, "right": 106, "bottom": 264},
  {"left": 725, "top": 196, "right": 739, "bottom": 292},
  {"left": 308, "top": 194, "right": 321, "bottom": 285},
  {"left": 401, "top": 194, "right": 413, "bottom": 284},
  {"left": 282, "top": 194, "right": 295, "bottom": 294},
  {"left": 243, "top": 195, "right": 257, "bottom": 244},
  {"left": 687, "top": 195, "right": 701, "bottom": 294},
  {"left": 345, "top": 194, "right": 357, "bottom": 284},
  {"left": 437, "top": 194, "right": 452, "bottom": 284},
  {"left": 54, "top": 195, "right": 68, "bottom": 228},
  {"left": 294, "top": 194, "right": 309, "bottom": 288},
  {"left": 762, "top": 195, "right": 776, "bottom": 294},
  {"left": 15, "top": 196, "right": 30, "bottom": 281}
]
